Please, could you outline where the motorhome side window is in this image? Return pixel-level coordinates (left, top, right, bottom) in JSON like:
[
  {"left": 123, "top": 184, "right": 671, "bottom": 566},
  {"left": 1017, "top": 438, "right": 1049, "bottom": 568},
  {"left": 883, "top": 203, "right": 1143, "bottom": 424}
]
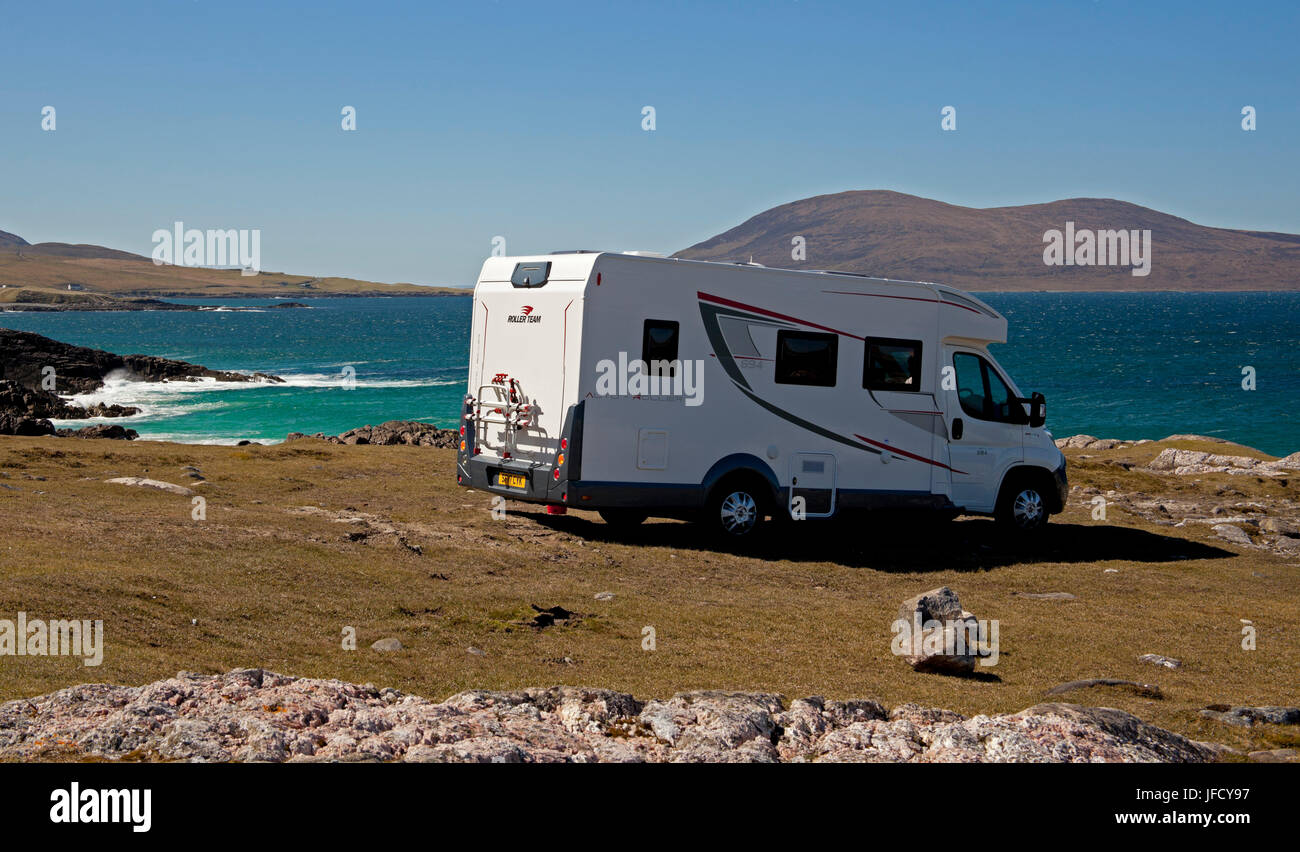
[
  {"left": 642, "top": 319, "right": 679, "bottom": 377},
  {"left": 775, "top": 330, "right": 838, "bottom": 387},
  {"left": 953, "top": 352, "right": 1018, "bottom": 422},
  {"left": 863, "top": 337, "right": 922, "bottom": 391}
]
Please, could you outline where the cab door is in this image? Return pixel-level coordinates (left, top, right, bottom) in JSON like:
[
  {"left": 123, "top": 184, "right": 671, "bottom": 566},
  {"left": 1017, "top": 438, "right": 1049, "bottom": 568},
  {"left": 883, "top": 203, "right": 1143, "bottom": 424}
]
[{"left": 942, "top": 348, "right": 1024, "bottom": 512}]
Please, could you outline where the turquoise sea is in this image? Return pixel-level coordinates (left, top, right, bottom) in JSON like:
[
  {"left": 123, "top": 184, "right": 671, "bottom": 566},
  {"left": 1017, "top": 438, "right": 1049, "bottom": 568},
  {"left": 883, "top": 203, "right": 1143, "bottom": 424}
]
[{"left": 1, "top": 292, "right": 1297, "bottom": 455}]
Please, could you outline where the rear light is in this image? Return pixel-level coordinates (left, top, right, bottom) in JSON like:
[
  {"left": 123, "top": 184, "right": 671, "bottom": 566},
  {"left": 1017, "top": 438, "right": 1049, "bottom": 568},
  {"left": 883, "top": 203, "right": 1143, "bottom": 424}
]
[
  {"left": 553, "top": 468, "right": 561, "bottom": 481},
  {"left": 560, "top": 438, "right": 567, "bottom": 450},
  {"left": 459, "top": 440, "right": 466, "bottom": 451},
  {"left": 502, "top": 451, "right": 511, "bottom": 460},
  {"left": 457, "top": 474, "right": 462, "bottom": 483},
  {"left": 596, "top": 273, "right": 601, "bottom": 286},
  {"left": 556, "top": 453, "right": 565, "bottom": 467},
  {"left": 459, "top": 425, "right": 465, "bottom": 437},
  {"left": 561, "top": 492, "right": 567, "bottom": 502},
  {"left": 547, "top": 505, "right": 567, "bottom": 515}
]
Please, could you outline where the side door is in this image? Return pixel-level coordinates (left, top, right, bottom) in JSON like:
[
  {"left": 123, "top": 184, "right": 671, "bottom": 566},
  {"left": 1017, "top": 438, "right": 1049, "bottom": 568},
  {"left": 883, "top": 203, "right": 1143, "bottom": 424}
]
[{"left": 942, "top": 348, "right": 1024, "bottom": 512}]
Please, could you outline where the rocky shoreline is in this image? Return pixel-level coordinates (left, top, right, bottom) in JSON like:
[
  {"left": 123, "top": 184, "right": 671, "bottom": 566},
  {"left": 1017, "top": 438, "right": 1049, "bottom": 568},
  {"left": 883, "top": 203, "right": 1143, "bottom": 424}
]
[
  {"left": 286, "top": 420, "right": 459, "bottom": 447},
  {"left": 0, "top": 668, "right": 1234, "bottom": 763},
  {"left": 0, "top": 328, "right": 283, "bottom": 439}
]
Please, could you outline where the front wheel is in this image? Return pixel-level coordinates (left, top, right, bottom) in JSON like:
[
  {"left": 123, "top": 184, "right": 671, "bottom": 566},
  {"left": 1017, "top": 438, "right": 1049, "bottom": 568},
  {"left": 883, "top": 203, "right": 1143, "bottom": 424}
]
[{"left": 995, "top": 479, "right": 1049, "bottom": 533}]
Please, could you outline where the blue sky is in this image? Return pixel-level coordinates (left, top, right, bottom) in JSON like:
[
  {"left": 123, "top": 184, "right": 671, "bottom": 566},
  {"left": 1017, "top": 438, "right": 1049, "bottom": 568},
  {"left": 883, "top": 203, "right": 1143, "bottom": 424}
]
[{"left": 3, "top": 0, "right": 1296, "bottom": 285}]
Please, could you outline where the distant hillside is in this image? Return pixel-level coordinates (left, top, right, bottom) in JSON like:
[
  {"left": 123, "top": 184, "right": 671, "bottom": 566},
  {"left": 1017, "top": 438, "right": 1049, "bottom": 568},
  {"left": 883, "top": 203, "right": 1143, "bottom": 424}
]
[
  {"left": 674, "top": 191, "right": 1300, "bottom": 291},
  {"left": 0, "top": 229, "right": 461, "bottom": 297}
]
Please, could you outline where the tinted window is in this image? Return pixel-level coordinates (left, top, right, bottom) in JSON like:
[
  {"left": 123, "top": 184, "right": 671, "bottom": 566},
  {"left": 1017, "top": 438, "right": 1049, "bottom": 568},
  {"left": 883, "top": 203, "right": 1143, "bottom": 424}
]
[
  {"left": 953, "top": 352, "right": 1021, "bottom": 422},
  {"left": 642, "top": 319, "right": 679, "bottom": 377},
  {"left": 953, "top": 353, "right": 986, "bottom": 418},
  {"left": 864, "top": 337, "right": 922, "bottom": 391},
  {"left": 776, "top": 330, "right": 838, "bottom": 387},
  {"left": 510, "top": 261, "right": 550, "bottom": 288},
  {"left": 984, "top": 364, "right": 1015, "bottom": 421}
]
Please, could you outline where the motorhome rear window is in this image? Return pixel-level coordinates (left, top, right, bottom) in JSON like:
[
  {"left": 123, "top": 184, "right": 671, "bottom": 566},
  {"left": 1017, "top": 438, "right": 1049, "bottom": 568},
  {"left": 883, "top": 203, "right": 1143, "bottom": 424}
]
[
  {"left": 510, "top": 261, "right": 551, "bottom": 288},
  {"left": 863, "top": 337, "right": 922, "bottom": 391},
  {"left": 642, "top": 319, "right": 679, "bottom": 377},
  {"left": 775, "top": 330, "right": 838, "bottom": 387}
]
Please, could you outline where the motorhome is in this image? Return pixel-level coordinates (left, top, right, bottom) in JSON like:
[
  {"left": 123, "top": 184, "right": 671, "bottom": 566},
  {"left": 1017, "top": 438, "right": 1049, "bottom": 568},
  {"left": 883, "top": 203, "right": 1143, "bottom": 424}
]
[{"left": 455, "top": 251, "right": 1066, "bottom": 541}]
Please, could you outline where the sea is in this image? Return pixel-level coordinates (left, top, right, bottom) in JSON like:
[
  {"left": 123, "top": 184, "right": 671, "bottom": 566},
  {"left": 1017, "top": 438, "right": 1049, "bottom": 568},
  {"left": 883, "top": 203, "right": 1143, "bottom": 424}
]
[{"left": 2, "top": 292, "right": 1297, "bottom": 455}]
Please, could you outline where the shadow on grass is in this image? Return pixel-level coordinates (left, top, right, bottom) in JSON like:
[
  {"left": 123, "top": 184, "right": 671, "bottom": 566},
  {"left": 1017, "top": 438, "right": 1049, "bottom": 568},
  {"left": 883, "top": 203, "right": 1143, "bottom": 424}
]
[{"left": 525, "top": 512, "right": 1234, "bottom": 571}]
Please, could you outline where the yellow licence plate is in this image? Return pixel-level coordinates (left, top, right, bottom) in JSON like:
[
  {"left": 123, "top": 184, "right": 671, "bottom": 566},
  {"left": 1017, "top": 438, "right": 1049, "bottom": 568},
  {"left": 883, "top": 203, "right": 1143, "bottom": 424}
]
[{"left": 496, "top": 472, "right": 528, "bottom": 489}]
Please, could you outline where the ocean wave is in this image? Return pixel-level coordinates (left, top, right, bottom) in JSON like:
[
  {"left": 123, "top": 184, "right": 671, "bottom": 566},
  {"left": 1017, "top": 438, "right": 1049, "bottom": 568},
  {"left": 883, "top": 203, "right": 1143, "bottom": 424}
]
[
  {"left": 129, "top": 433, "right": 285, "bottom": 446},
  {"left": 66, "top": 372, "right": 456, "bottom": 402}
]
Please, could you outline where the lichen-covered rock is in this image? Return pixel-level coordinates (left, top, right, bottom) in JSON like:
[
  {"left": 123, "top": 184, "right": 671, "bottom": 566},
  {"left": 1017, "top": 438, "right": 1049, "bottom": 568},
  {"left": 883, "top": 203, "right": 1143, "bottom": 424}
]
[
  {"left": 896, "top": 586, "right": 983, "bottom": 674},
  {"left": 0, "top": 669, "right": 1224, "bottom": 763}
]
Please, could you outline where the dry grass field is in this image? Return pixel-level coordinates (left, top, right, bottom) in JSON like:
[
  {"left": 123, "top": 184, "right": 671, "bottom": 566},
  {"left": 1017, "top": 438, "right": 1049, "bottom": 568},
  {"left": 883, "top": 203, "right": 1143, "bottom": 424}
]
[{"left": 0, "top": 434, "right": 1295, "bottom": 755}]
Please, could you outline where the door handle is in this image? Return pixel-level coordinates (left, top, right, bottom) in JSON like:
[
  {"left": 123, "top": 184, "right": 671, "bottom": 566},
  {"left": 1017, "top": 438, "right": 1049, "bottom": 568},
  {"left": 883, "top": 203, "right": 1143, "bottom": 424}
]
[{"left": 952, "top": 418, "right": 963, "bottom": 440}]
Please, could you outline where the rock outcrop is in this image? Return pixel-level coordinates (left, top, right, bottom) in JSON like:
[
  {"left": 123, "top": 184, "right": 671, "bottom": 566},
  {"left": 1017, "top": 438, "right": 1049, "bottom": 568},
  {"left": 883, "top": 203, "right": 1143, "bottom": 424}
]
[
  {"left": 286, "top": 420, "right": 458, "bottom": 448},
  {"left": 1059, "top": 436, "right": 1300, "bottom": 557},
  {"left": 0, "top": 669, "right": 1220, "bottom": 763},
  {"left": 1200, "top": 705, "right": 1300, "bottom": 727},
  {"left": 0, "top": 328, "right": 283, "bottom": 395},
  {"left": 0, "top": 378, "right": 138, "bottom": 420},
  {"left": 0, "top": 412, "right": 55, "bottom": 436},
  {"left": 1146, "top": 447, "right": 1300, "bottom": 477},
  {"left": 896, "top": 586, "right": 985, "bottom": 675}
]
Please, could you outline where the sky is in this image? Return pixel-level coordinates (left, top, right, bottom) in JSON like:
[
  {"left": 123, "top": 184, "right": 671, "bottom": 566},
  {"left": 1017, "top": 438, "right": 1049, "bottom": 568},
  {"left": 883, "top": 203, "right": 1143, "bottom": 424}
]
[{"left": 2, "top": 0, "right": 1296, "bottom": 285}]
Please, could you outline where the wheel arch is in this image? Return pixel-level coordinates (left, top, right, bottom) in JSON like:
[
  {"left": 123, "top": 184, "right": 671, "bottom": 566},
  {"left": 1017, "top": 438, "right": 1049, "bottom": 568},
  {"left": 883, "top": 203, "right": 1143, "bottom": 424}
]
[
  {"left": 701, "top": 454, "right": 781, "bottom": 509},
  {"left": 997, "top": 464, "right": 1063, "bottom": 514}
]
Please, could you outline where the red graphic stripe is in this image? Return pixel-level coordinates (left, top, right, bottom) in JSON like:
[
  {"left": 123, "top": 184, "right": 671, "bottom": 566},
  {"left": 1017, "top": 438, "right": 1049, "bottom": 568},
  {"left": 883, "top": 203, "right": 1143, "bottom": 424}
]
[
  {"left": 855, "top": 434, "right": 967, "bottom": 475},
  {"left": 698, "top": 291, "right": 864, "bottom": 340}
]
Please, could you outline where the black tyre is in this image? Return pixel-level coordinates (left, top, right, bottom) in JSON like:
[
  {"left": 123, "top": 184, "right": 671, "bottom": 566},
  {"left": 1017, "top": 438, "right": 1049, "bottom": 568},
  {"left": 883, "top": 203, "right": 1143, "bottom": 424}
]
[
  {"left": 995, "top": 476, "right": 1050, "bottom": 533},
  {"left": 705, "top": 478, "right": 767, "bottom": 540},
  {"left": 598, "top": 508, "right": 648, "bottom": 528}
]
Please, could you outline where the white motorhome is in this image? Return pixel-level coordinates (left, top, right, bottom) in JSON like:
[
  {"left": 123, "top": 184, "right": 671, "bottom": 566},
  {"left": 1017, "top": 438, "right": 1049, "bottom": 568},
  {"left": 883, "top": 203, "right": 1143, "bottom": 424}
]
[{"left": 456, "top": 251, "right": 1066, "bottom": 541}]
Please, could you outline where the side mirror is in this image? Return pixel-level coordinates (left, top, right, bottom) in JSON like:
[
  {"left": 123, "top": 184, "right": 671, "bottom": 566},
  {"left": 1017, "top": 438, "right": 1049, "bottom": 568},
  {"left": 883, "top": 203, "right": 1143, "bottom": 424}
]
[{"left": 1027, "top": 392, "right": 1046, "bottom": 428}]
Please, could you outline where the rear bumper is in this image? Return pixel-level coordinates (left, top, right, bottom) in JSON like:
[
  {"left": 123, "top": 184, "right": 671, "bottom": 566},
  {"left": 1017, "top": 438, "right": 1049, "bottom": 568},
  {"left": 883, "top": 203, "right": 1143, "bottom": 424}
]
[{"left": 457, "top": 454, "right": 557, "bottom": 504}]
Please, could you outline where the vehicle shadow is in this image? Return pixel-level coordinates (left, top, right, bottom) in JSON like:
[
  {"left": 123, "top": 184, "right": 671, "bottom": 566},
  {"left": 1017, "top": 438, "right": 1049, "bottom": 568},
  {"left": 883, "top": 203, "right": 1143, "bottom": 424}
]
[{"left": 525, "top": 511, "right": 1234, "bottom": 571}]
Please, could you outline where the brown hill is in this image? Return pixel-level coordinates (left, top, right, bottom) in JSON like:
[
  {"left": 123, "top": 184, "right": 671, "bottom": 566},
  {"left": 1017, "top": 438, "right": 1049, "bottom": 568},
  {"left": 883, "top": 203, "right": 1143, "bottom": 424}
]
[
  {"left": 674, "top": 191, "right": 1300, "bottom": 291},
  {"left": 0, "top": 230, "right": 460, "bottom": 297}
]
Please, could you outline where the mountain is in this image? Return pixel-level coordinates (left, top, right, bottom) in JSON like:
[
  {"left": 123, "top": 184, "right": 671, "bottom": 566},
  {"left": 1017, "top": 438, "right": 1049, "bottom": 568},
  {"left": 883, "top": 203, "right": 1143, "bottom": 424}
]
[
  {"left": 674, "top": 191, "right": 1300, "bottom": 291},
  {"left": 0, "top": 229, "right": 461, "bottom": 297}
]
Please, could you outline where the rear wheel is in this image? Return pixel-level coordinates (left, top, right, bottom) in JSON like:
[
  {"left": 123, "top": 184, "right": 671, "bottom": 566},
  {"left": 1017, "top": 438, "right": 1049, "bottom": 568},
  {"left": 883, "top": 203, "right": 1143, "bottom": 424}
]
[
  {"left": 705, "top": 478, "right": 768, "bottom": 540},
  {"left": 995, "top": 476, "right": 1050, "bottom": 533},
  {"left": 598, "top": 509, "right": 648, "bottom": 529}
]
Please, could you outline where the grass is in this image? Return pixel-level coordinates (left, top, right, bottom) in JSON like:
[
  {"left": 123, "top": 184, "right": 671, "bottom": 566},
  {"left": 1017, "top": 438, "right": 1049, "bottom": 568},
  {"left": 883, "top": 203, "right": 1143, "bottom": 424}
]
[{"left": 0, "top": 435, "right": 1295, "bottom": 755}]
